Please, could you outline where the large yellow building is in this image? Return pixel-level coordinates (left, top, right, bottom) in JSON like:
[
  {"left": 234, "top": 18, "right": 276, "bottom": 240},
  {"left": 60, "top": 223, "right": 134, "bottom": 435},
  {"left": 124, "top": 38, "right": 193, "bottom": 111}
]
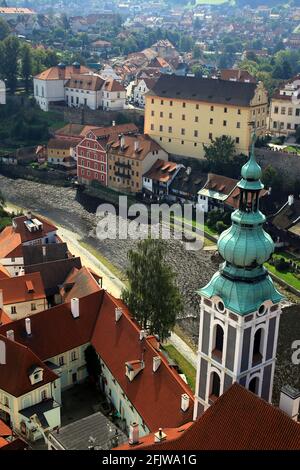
[{"left": 144, "top": 75, "right": 268, "bottom": 159}]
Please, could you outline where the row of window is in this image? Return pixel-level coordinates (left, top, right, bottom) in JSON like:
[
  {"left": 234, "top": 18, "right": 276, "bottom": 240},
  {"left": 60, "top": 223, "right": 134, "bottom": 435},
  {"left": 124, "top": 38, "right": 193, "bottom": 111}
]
[
  {"left": 110, "top": 176, "right": 139, "bottom": 187},
  {"left": 154, "top": 134, "right": 240, "bottom": 145},
  {"left": 81, "top": 169, "right": 105, "bottom": 180},
  {"left": 58, "top": 350, "right": 77, "bottom": 365},
  {"left": 273, "top": 121, "right": 299, "bottom": 130},
  {"left": 109, "top": 165, "right": 139, "bottom": 176},
  {"left": 109, "top": 155, "right": 140, "bottom": 166},
  {"left": 65, "top": 88, "right": 90, "bottom": 94},
  {"left": 273, "top": 106, "right": 300, "bottom": 116},
  {"left": 11, "top": 303, "right": 37, "bottom": 314},
  {"left": 151, "top": 99, "right": 244, "bottom": 115},
  {"left": 81, "top": 159, "right": 105, "bottom": 171}
]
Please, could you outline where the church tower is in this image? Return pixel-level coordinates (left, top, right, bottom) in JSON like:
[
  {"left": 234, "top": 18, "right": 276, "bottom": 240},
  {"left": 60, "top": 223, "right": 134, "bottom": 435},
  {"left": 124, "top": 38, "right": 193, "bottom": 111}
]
[{"left": 194, "top": 135, "right": 284, "bottom": 419}]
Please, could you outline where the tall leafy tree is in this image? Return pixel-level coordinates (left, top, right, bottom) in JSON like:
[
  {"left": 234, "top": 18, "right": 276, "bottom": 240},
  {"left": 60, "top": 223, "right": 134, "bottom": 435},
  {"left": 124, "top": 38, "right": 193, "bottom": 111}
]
[
  {"left": 0, "top": 17, "right": 9, "bottom": 40},
  {"left": 203, "top": 136, "right": 236, "bottom": 174},
  {"left": 2, "top": 36, "right": 20, "bottom": 93},
  {"left": 122, "top": 239, "right": 182, "bottom": 341},
  {"left": 21, "top": 44, "right": 32, "bottom": 93}
]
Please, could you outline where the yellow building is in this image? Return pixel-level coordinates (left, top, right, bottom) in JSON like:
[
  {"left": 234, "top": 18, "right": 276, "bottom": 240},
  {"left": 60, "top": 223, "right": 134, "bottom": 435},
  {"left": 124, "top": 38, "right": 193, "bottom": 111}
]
[
  {"left": 144, "top": 75, "right": 268, "bottom": 159},
  {"left": 47, "top": 138, "right": 77, "bottom": 167},
  {"left": 107, "top": 134, "right": 168, "bottom": 193}
]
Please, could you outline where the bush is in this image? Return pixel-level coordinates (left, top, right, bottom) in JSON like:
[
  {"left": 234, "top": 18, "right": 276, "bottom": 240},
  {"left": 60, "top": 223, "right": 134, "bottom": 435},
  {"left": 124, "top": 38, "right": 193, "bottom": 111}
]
[
  {"left": 273, "top": 257, "right": 290, "bottom": 272},
  {"left": 215, "top": 220, "right": 228, "bottom": 234}
]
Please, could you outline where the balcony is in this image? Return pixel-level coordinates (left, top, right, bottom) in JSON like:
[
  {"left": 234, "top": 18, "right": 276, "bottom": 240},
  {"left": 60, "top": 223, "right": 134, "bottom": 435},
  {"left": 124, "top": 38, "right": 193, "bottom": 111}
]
[
  {"left": 115, "top": 161, "right": 131, "bottom": 170},
  {"left": 115, "top": 171, "right": 131, "bottom": 179}
]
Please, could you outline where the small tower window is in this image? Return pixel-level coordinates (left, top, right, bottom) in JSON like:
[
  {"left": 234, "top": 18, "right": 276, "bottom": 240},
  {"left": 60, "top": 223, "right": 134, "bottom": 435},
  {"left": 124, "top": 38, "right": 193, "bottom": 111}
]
[
  {"left": 248, "top": 376, "right": 259, "bottom": 394},
  {"left": 252, "top": 328, "right": 264, "bottom": 366},
  {"left": 212, "top": 324, "right": 224, "bottom": 362},
  {"left": 209, "top": 372, "right": 220, "bottom": 402}
]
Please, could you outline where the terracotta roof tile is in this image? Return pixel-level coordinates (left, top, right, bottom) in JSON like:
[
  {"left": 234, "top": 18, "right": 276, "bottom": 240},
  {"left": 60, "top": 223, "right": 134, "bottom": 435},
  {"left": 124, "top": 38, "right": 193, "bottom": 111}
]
[
  {"left": 0, "top": 272, "right": 46, "bottom": 304},
  {"left": 0, "top": 265, "right": 11, "bottom": 280},
  {"left": 0, "top": 226, "right": 22, "bottom": 259},
  {"left": 109, "top": 134, "right": 165, "bottom": 162},
  {"left": 103, "top": 79, "right": 125, "bottom": 92},
  {"left": 0, "top": 334, "right": 58, "bottom": 397},
  {"left": 91, "top": 292, "right": 194, "bottom": 431},
  {"left": 60, "top": 266, "right": 102, "bottom": 302},
  {"left": 122, "top": 383, "right": 300, "bottom": 450},
  {"left": 143, "top": 159, "right": 178, "bottom": 183},
  {"left": 9, "top": 214, "right": 57, "bottom": 244},
  {"left": 35, "top": 65, "right": 92, "bottom": 81},
  {"left": 65, "top": 74, "right": 104, "bottom": 92}
]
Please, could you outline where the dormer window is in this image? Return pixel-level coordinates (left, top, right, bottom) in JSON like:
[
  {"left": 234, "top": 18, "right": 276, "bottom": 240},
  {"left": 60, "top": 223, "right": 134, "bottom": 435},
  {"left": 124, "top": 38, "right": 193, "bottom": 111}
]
[{"left": 29, "top": 367, "right": 44, "bottom": 385}]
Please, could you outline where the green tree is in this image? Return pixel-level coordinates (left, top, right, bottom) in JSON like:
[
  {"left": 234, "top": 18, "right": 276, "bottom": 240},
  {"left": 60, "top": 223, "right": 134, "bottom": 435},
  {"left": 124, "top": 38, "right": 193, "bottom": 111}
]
[
  {"left": 21, "top": 44, "right": 32, "bottom": 93},
  {"left": 295, "top": 126, "right": 300, "bottom": 144},
  {"left": 84, "top": 345, "right": 101, "bottom": 383},
  {"left": 203, "top": 136, "right": 236, "bottom": 174},
  {"left": 121, "top": 239, "right": 182, "bottom": 341},
  {"left": 2, "top": 36, "right": 20, "bottom": 93},
  {"left": 0, "top": 17, "right": 9, "bottom": 40},
  {"left": 261, "top": 165, "right": 282, "bottom": 193}
]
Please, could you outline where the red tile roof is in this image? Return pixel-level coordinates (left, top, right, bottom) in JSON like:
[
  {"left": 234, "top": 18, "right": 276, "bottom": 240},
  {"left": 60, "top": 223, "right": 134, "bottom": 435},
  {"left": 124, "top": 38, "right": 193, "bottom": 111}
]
[
  {"left": 0, "top": 272, "right": 46, "bottom": 305},
  {"left": 103, "top": 79, "right": 125, "bottom": 92},
  {"left": 143, "top": 159, "right": 178, "bottom": 183},
  {"left": 9, "top": 214, "right": 57, "bottom": 244},
  {"left": 0, "top": 309, "right": 11, "bottom": 326},
  {"left": 0, "top": 334, "right": 58, "bottom": 397},
  {"left": 202, "top": 173, "right": 237, "bottom": 196},
  {"left": 91, "top": 292, "right": 194, "bottom": 431},
  {"left": 60, "top": 266, "right": 102, "bottom": 302},
  {"left": 0, "top": 292, "right": 103, "bottom": 361},
  {"left": 0, "top": 291, "right": 194, "bottom": 430},
  {"left": 0, "top": 265, "right": 11, "bottom": 280},
  {"left": 35, "top": 65, "right": 92, "bottom": 81},
  {"left": 109, "top": 134, "right": 165, "bottom": 162},
  {"left": 118, "top": 384, "right": 300, "bottom": 450},
  {"left": 220, "top": 69, "right": 257, "bottom": 83},
  {"left": 91, "top": 123, "right": 138, "bottom": 139},
  {"left": 0, "top": 226, "right": 22, "bottom": 259}
]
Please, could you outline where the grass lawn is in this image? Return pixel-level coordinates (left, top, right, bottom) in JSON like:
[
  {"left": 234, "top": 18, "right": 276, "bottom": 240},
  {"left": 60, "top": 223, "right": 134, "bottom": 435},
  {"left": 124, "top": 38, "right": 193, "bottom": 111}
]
[
  {"left": 79, "top": 240, "right": 128, "bottom": 285},
  {"left": 284, "top": 146, "right": 300, "bottom": 155},
  {"left": 173, "top": 215, "right": 218, "bottom": 244},
  {"left": 163, "top": 344, "right": 196, "bottom": 392},
  {"left": 265, "top": 262, "right": 300, "bottom": 291}
]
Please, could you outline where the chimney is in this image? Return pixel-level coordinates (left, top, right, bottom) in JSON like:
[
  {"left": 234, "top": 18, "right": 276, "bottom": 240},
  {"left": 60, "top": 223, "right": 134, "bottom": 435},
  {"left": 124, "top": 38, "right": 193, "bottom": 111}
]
[
  {"left": 154, "top": 428, "right": 167, "bottom": 443},
  {"left": 71, "top": 298, "right": 80, "bottom": 319},
  {"left": 115, "top": 307, "right": 123, "bottom": 322},
  {"left": 25, "top": 317, "right": 31, "bottom": 336},
  {"left": 6, "top": 330, "right": 14, "bottom": 341},
  {"left": 181, "top": 393, "right": 190, "bottom": 412},
  {"left": 129, "top": 422, "right": 139, "bottom": 445},
  {"left": 26, "top": 211, "right": 32, "bottom": 220},
  {"left": 112, "top": 120, "right": 116, "bottom": 127},
  {"left": 134, "top": 140, "right": 139, "bottom": 152},
  {"left": 279, "top": 385, "right": 300, "bottom": 421},
  {"left": 153, "top": 356, "right": 161, "bottom": 372},
  {"left": 140, "top": 329, "right": 146, "bottom": 341},
  {"left": 0, "top": 340, "right": 5, "bottom": 365},
  {"left": 120, "top": 135, "right": 125, "bottom": 150},
  {"left": 42, "top": 245, "right": 47, "bottom": 258},
  {"left": 0, "top": 289, "right": 3, "bottom": 309},
  {"left": 288, "top": 195, "right": 294, "bottom": 206}
]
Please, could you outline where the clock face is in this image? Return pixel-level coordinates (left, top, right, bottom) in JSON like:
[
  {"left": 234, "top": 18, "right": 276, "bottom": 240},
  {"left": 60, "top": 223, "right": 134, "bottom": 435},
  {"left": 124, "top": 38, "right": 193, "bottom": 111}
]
[{"left": 257, "top": 304, "right": 266, "bottom": 316}]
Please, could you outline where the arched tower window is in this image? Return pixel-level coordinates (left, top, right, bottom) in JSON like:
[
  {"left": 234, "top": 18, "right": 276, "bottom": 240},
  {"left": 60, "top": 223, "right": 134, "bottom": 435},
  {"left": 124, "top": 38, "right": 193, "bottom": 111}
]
[
  {"left": 212, "top": 324, "right": 224, "bottom": 362},
  {"left": 209, "top": 371, "right": 221, "bottom": 402},
  {"left": 248, "top": 376, "right": 260, "bottom": 394},
  {"left": 252, "top": 328, "right": 264, "bottom": 366}
]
